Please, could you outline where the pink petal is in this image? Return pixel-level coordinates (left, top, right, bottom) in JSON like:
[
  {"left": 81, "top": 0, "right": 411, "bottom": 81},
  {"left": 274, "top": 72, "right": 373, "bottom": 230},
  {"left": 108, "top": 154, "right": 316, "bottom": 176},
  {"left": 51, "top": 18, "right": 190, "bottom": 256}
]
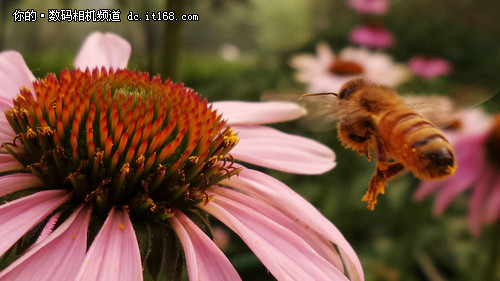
[
  {"left": 349, "top": 25, "right": 394, "bottom": 49},
  {"left": 0, "top": 190, "right": 71, "bottom": 256},
  {"left": 414, "top": 132, "right": 486, "bottom": 213},
  {"left": 75, "top": 207, "right": 142, "bottom": 281},
  {"left": 170, "top": 212, "right": 241, "bottom": 281},
  {"left": 0, "top": 206, "right": 91, "bottom": 281},
  {"left": 413, "top": 180, "right": 443, "bottom": 201},
  {"left": 201, "top": 186, "right": 350, "bottom": 281},
  {"left": 211, "top": 101, "right": 306, "bottom": 125},
  {"left": 348, "top": 0, "right": 388, "bottom": 14},
  {"left": 211, "top": 183, "right": 343, "bottom": 268},
  {"left": 433, "top": 170, "right": 480, "bottom": 216},
  {"left": 33, "top": 213, "right": 61, "bottom": 246},
  {"left": 485, "top": 176, "right": 500, "bottom": 224},
  {"left": 221, "top": 166, "right": 364, "bottom": 281},
  {"left": 433, "top": 135, "right": 485, "bottom": 215},
  {"left": 409, "top": 56, "right": 451, "bottom": 80},
  {"left": 0, "top": 173, "right": 44, "bottom": 197},
  {"left": 230, "top": 125, "right": 336, "bottom": 174},
  {"left": 0, "top": 154, "right": 24, "bottom": 173},
  {"left": 449, "top": 110, "right": 492, "bottom": 137},
  {"left": 74, "top": 32, "right": 131, "bottom": 70},
  {"left": 468, "top": 170, "right": 493, "bottom": 237},
  {"left": 0, "top": 51, "right": 35, "bottom": 111},
  {"left": 0, "top": 115, "right": 16, "bottom": 142}
]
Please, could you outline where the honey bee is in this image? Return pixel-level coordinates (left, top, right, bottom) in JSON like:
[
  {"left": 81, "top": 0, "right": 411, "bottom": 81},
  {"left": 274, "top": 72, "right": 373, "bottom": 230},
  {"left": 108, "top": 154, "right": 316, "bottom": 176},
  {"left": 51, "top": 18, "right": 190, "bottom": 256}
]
[{"left": 299, "top": 78, "right": 458, "bottom": 210}]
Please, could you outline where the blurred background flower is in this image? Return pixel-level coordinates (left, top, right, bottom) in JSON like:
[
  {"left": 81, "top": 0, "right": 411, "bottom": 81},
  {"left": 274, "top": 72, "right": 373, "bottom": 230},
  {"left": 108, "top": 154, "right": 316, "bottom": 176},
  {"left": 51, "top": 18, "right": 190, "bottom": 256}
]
[
  {"left": 349, "top": 25, "right": 394, "bottom": 49},
  {"left": 348, "top": 0, "right": 388, "bottom": 15},
  {"left": 415, "top": 109, "right": 500, "bottom": 237},
  {"left": 409, "top": 55, "right": 452, "bottom": 80},
  {"left": 289, "top": 43, "right": 409, "bottom": 93}
]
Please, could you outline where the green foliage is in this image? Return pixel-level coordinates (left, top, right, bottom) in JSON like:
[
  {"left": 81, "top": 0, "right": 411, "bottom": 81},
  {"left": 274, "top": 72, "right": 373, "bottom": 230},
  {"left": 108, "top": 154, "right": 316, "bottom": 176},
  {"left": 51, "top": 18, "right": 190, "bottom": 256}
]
[{"left": 136, "top": 221, "right": 184, "bottom": 281}]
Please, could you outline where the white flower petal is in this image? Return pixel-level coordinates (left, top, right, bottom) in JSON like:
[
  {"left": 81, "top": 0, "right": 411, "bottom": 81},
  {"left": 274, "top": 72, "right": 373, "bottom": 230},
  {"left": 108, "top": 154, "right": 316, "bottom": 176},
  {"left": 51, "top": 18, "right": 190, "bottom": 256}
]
[
  {"left": 74, "top": 32, "right": 131, "bottom": 70},
  {"left": 306, "top": 74, "right": 351, "bottom": 93},
  {"left": 0, "top": 206, "right": 91, "bottom": 281},
  {"left": 211, "top": 101, "right": 306, "bottom": 125},
  {"left": 0, "top": 190, "right": 71, "bottom": 256},
  {"left": 316, "top": 42, "right": 335, "bottom": 69},
  {"left": 170, "top": 212, "right": 241, "bottom": 281},
  {"left": 75, "top": 207, "right": 142, "bottom": 281},
  {"left": 231, "top": 125, "right": 336, "bottom": 174},
  {"left": 289, "top": 53, "right": 320, "bottom": 72},
  {"left": 291, "top": 44, "right": 410, "bottom": 92}
]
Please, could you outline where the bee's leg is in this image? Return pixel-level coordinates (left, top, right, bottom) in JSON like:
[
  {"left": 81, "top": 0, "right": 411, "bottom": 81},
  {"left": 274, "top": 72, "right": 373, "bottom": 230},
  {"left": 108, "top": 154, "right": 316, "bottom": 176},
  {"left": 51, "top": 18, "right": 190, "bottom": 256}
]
[
  {"left": 338, "top": 123, "right": 372, "bottom": 160},
  {"left": 375, "top": 135, "right": 386, "bottom": 162},
  {"left": 362, "top": 162, "right": 405, "bottom": 210},
  {"left": 362, "top": 135, "right": 405, "bottom": 210}
]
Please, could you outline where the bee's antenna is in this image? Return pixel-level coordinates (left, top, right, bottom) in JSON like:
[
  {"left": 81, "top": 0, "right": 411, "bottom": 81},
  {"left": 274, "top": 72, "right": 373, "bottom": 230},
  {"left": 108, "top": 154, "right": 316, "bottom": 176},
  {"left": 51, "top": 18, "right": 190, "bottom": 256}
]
[{"left": 300, "top": 92, "right": 338, "bottom": 99}]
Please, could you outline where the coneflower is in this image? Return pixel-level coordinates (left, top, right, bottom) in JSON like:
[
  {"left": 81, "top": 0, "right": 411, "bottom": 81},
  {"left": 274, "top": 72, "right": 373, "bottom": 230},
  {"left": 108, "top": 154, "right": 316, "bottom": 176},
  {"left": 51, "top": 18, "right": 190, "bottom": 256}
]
[{"left": 0, "top": 32, "right": 363, "bottom": 281}]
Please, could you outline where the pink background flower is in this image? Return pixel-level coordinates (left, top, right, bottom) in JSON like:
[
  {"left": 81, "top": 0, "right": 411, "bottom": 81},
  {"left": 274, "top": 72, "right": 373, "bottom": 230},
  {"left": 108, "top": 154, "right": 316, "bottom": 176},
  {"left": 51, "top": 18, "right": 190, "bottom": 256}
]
[
  {"left": 348, "top": 0, "right": 388, "bottom": 14},
  {"left": 409, "top": 55, "right": 452, "bottom": 80},
  {"left": 414, "top": 110, "right": 500, "bottom": 237},
  {"left": 349, "top": 25, "right": 394, "bottom": 49}
]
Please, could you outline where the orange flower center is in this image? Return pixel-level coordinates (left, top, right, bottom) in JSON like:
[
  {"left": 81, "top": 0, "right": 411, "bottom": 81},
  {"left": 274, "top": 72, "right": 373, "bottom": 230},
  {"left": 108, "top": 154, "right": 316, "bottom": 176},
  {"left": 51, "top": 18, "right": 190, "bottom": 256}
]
[
  {"left": 329, "top": 59, "right": 364, "bottom": 76},
  {"left": 3, "top": 68, "right": 239, "bottom": 219}
]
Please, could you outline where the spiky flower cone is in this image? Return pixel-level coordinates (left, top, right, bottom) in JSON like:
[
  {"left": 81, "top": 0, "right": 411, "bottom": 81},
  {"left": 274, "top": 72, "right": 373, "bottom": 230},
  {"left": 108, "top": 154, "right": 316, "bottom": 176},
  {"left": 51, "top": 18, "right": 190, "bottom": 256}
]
[{"left": 4, "top": 68, "right": 239, "bottom": 221}]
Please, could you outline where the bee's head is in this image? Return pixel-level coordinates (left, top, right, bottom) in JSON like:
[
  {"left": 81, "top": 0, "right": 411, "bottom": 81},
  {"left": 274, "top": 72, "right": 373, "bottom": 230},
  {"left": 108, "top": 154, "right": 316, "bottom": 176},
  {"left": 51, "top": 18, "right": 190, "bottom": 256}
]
[
  {"left": 338, "top": 78, "right": 369, "bottom": 100},
  {"left": 338, "top": 78, "right": 403, "bottom": 114}
]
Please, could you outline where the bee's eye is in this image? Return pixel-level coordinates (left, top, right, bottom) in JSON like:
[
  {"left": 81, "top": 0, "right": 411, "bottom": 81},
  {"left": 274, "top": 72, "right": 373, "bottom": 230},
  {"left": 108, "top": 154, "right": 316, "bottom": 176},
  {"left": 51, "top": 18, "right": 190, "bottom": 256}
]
[
  {"left": 338, "top": 87, "right": 357, "bottom": 99},
  {"left": 338, "top": 78, "right": 368, "bottom": 99}
]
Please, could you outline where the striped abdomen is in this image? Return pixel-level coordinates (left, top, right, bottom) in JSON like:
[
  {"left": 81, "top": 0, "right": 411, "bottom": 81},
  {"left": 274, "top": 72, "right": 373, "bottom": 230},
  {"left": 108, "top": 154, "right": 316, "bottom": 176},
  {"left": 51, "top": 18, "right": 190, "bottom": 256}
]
[{"left": 379, "top": 107, "right": 457, "bottom": 180}]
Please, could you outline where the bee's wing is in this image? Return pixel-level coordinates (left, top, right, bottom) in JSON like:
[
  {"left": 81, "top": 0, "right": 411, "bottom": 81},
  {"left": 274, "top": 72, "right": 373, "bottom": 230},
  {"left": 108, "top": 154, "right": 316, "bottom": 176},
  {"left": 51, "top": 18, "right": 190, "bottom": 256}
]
[
  {"left": 451, "top": 85, "right": 498, "bottom": 108},
  {"left": 450, "top": 85, "right": 500, "bottom": 113},
  {"left": 402, "top": 95, "right": 461, "bottom": 128},
  {"left": 403, "top": 84, "right": 500, "bottom": 127},
  {"left": 261, "top": 90, "right": 339, "bottom": 132}
]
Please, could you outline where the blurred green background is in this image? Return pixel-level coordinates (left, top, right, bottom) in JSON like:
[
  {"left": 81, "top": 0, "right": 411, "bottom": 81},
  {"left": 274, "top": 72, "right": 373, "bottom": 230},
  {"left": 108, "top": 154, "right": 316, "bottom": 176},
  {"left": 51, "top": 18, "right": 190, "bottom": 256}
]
[{"left": 2, "top": 0, "right": 500, "bottom": 280}]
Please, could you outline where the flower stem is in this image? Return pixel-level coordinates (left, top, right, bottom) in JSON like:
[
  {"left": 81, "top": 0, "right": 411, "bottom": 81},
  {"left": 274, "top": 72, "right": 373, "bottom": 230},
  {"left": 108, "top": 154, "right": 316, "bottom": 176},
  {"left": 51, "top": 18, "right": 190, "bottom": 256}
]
[{"left": 160, "top": 0, "right": 186, "bottom": 80}]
